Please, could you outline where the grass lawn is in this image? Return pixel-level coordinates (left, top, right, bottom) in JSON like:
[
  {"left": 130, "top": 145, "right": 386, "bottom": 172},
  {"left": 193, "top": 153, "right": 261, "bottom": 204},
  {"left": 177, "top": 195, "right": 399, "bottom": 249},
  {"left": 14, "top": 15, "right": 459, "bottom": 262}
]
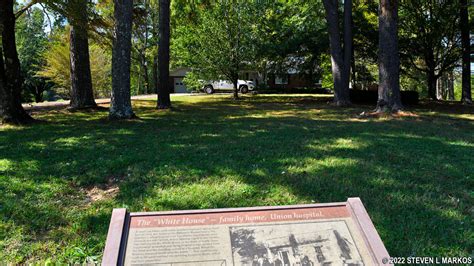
[{"left": 0, "top": 94, "right": 473, "bottom": 263}]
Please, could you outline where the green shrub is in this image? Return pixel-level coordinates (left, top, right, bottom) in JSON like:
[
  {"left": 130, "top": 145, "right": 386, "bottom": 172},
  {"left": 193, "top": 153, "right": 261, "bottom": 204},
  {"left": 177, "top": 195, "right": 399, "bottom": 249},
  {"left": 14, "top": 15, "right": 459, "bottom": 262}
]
[{"left": 182, "top": 71, "right": 204, "bottom": 92}]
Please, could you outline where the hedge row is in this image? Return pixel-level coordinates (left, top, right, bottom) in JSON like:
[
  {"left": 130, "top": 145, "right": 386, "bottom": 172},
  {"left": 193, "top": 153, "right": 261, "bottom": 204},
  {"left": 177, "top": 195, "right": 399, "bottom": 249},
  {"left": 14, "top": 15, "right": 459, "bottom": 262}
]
[{"left": 255, "top": 88, "right": 419, "bottom": 105}]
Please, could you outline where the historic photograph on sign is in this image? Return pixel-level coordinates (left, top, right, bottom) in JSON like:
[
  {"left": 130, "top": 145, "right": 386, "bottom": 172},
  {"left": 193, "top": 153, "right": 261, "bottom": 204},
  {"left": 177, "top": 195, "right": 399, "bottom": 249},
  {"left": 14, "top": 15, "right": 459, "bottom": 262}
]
[{"left": 230, "top": 221, "right": 364, "bottom": 266}]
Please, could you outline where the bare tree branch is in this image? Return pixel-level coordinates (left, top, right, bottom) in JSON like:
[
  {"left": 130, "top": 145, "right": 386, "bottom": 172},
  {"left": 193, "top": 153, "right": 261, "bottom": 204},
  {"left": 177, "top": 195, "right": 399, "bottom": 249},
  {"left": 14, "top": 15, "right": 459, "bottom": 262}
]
[{"left": 15, "top": 0, "right": 39, "bottom": 20}]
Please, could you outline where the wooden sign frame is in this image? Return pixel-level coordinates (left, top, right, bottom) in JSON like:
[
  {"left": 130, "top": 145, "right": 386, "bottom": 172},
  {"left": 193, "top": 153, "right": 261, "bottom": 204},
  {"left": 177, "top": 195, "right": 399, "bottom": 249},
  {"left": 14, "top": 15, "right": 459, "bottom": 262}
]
[{"left": 102, "top": 197, "right": 390, "bottom": 265}]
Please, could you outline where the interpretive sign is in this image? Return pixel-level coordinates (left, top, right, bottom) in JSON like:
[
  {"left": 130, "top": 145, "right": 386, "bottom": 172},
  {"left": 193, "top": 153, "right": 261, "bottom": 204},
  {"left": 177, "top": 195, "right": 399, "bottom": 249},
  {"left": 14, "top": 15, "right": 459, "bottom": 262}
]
[{"left": 102, "top": 197, "right": 390, "bottom": 265}]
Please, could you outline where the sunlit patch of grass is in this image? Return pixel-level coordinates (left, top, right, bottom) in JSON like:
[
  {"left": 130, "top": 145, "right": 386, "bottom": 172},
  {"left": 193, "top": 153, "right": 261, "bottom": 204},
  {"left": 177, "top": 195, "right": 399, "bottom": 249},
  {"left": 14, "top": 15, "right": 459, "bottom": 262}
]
[
  {"left": 54, "top": 136, "right": 93, "bottom": 146},
  {"left": 0, "top": 94, "right": 473, "bottom": 263},
  {"left": 0, "top": 159, "right": 13, "bottom": 172},
  {"left": 145, "top": 178, "right": 257, "bottom": 210}
]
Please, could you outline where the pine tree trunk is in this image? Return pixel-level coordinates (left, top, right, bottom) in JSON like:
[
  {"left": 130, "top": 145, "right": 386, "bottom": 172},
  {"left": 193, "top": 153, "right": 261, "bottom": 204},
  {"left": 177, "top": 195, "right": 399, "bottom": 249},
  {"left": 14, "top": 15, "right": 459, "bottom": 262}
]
[
  {"left": 233, "top": 77, "right": 239, "bottom": 99},
  {"left": 460, "top": 0, "right": 472, "bottom": 104},
  {"left": 377, "top": 0, "right": 402, "bottom": 112},
  {"left": 436, "top": 76, "right": 443, "bottom": 100},
  {"left": 141, "top": 53, "right": 149, "bottom": 94},
  {"left": 151, "top": 5, "right": 159, "bottom": 94},
  {"left": 448, "top": 72, "right": 455, "bottom": 101},
  {"left": 342, "top": 0, "right": 352, "bottom": 98},
  {"left": 0, "top": 0, "right": 33, "bottom": 124},
  {"left": 157, "top": 0, "right": 171, "bottom": 109},
  {"left": 427, "top": 69, "right": 437, "bottom": 101},
  {"left": 69, "top": 2, "right": 96, "bottom": 109},
  {"left": 153, "top": 55, "right": 158, "bottom": 93},
  {"left": 351, "top": 43, "right": 356, "bottom": 89},
  {"left": 33, "top": 88, "right": 44, "bottom": 103},
  {"left": 0, "top": 48, "right": 18, "bottom": 124},
  {"left": 323, "top": 0, "right": 351, "bottom": 106},
  {"left": 142, "top": 0, "right": 150, "bottom": 94},
  {"left": 109, "top": 0, "right": 135, "bottom": 119}
]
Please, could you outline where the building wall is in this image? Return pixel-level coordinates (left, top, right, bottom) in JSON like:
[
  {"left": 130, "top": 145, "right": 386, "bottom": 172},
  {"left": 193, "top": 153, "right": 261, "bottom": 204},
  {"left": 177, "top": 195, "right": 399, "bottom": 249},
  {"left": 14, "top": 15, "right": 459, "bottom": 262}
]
[
  {"left": 169, "top": 67, "right": 192, "bottom": 93},
  {"left": 267, "top": 74, "right": 316, "bottom": 89}
]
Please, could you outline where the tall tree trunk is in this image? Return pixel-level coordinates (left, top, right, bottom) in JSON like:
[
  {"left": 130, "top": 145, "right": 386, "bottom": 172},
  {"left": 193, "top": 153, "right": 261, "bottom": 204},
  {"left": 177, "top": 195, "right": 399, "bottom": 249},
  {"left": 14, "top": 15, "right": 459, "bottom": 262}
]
[
  {"left": 436, "top": 76, "right": 443, "bottom": 100},
  {"left": 140, "top": 53, "right": 149, "bottom": 94},
  {"left": 262, "top": 61, "right": 268, "bottom": 89},
  {"left": 0, "top": 48, "right": 19, "bottom": 124},
  {"left": 157, "top": 0, "right": 171, "bottom": 109},
  {"left": 233, "top": 81, "right": 239, "bottom": 99},
  {"left": 142, "top": 0, "right": 150, "bottom": 94},
  {"left": 33, "top": 88, "right": 44, "bottom": 103},
  {"left": 151, "top": 4, "right": 159, "bottom": 94},
  {"left": 424, "top": 48, "right": 438, "bottom": 101},
  {"left": 377, "top": 0, "right": 402, "bottom": 112},
  {"left": 153, "top": 55, "right": 158, "bottom": 93},
  {"left": 351, "top": 43, "right": 356, "bottom": 89},
  {"left": 460, "top": 0, "right": 472, "bottom": 104},
  {"left": 232, "top": 74, "right": 239, "bottom": 99},
  {"left": 448, "top": 72, "right": 454, "bottom": 101},
  {"left": 0, "top": 0, "right": 33, "bottom": 124},
  {"left": 69, "top": 1, "right": 96, "bottom": 109},
  {"left": 323, "top": 0, "right": 351, "bottom": 106},
  {"left": 109, "top": 0, "right": 135, "bottom": 119},
  {"left": 427, "top": 68, "right": 437, "bottom": 100},
  {"left": 342, "top": 0, "right": 352, "bottom": 95},
  {"left": 144, "top": 66, "right": 149, "bottom": 94}
]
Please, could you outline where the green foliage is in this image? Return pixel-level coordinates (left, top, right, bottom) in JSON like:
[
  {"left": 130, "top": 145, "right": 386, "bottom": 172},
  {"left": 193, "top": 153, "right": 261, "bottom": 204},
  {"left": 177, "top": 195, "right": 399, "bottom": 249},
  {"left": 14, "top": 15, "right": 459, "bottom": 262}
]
[
  {"left": 16, "top": 7, "right": 50, "bottom": 102},
  {"left": 1, "top": 95, "right": 473, "bottom": 263},
  {"left": 36, "top": 30, "right": 111, "bottom": 99},
  {"left": 400, "top": 67, "right": 428, "bottom": 93},
  {"left": 252, "top": 1, "right": 328, "bottom": 79},
  {"left": 89, "top": 44, "right": 112, "bottom": 98},
  {"left": 42, "top": 0, "right": 98, "bottom": 28},
  {"left": 130, "top": 0, "right": 157, "bottom": 95},
  {"left": 182, "top": 71, "right": 204, "bottom": 92},
  {"left": 399, "top": 0, "right": 462, "bottom": 97},
  {"left": 454, "top": 74, "right": 474, "bottom": 100},
  {"left": 351, "top": 0, "right": 378, "bottom": 89},
  {"left": 173, "top": 1, "right": 257, "bottom": 83},
  {"left": 35, "top": 35, "right": 71, "bottom": 98},
  {"left": 320, "top": 53, "right": 333, "bottom": 89},
  {"left": 352, "top": 0, "right": 378, "bottom": 64}
]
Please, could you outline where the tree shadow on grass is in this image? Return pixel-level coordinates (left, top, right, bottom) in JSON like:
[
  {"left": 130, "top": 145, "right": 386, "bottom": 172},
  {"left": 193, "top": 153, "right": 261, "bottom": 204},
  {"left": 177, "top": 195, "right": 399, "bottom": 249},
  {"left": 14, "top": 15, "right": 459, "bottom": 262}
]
[{"left": 0, "top": 95, "right": 473, "bottom": 261}]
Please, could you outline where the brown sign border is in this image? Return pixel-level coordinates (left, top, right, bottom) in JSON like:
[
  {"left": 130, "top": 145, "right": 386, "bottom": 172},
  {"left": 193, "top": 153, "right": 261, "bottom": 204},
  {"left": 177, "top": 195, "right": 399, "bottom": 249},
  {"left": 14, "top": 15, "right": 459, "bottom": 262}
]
[{"left": 102, "top": 197, "right": 391, "bottom": 266}]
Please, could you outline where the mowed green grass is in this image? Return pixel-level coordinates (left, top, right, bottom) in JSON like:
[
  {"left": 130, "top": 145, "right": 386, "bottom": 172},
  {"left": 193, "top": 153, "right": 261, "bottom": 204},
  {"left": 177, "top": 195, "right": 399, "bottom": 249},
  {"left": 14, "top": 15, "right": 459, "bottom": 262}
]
[{"left": 0, "top": 94, "right": 473, "bottom": 263}]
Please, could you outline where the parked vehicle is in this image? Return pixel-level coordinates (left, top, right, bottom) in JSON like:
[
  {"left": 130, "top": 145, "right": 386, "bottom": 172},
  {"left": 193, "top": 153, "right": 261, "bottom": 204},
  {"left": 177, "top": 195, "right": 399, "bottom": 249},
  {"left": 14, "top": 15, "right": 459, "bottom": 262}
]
[{"left": 202, "top": 80, "right": 255, "bottom": 94}]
